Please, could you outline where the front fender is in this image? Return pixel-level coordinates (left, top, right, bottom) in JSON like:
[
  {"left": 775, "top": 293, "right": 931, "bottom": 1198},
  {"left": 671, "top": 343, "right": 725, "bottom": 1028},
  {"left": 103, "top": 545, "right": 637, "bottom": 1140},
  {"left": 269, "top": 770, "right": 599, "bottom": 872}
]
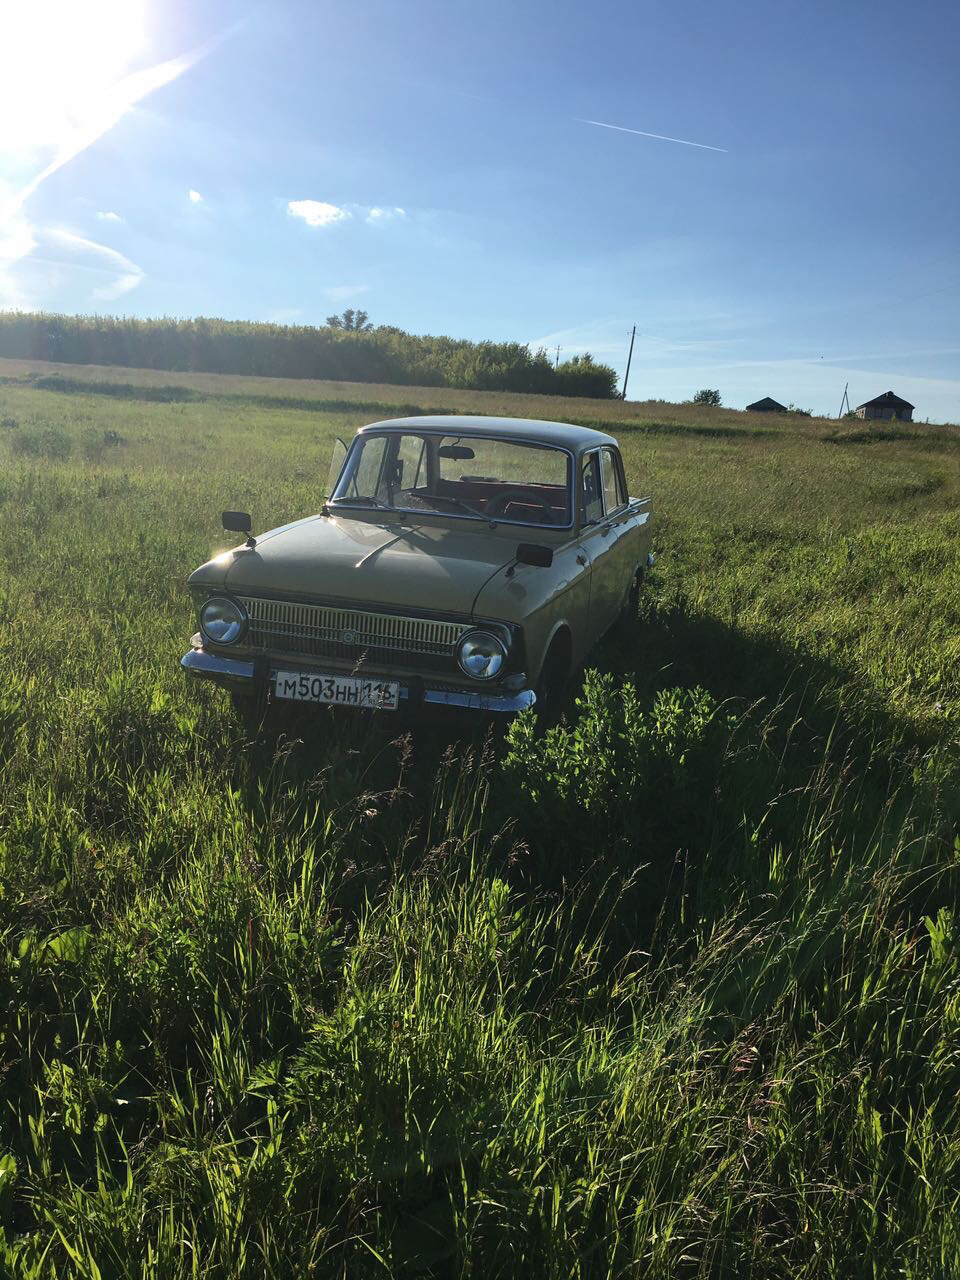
[
  {"left": 531, "top": 618, "right": 574, "bottom": 686},
  {"left": 473, "top": 542, "right": 591, "bottom": 686}
]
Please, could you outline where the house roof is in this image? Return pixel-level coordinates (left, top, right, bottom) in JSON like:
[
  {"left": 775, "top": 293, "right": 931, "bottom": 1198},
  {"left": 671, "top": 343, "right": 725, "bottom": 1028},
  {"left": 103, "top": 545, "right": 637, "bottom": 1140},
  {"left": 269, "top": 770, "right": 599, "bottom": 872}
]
[
  {"left": 746, "top": 397, "right": 788, "bottom": 411},
  {"left": 855, "top": 390, "right": 915, "bottom": 410},
  {"left": 359, "top": 415, "right": 618, "bottom": 451}
]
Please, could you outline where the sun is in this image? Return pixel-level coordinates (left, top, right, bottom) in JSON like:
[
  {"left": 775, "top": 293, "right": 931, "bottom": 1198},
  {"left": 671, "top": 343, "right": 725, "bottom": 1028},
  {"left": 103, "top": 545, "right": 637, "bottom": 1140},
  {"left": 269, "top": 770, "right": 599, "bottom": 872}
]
[{"left": 0, "top": 0, "right": 147, "bottom": 153}]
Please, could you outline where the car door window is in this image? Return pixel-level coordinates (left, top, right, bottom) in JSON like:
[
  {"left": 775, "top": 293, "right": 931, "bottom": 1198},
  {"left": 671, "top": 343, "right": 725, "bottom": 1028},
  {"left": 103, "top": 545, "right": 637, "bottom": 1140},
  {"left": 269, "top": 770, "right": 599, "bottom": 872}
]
[
  {"left": 581, "top": 453, "right": 604, "bottom": 524},
  {"left": 601, "top": 447, "right": 626, "bottom": 514},
  {"left": 615, "top": 454, "right": 627, "bottom": 505},
  {"left": 350, "top": 435, "right": 388, "bottom": 498},
  {"left": 395, "top": 434, "right": 425, "bottom": 492}
]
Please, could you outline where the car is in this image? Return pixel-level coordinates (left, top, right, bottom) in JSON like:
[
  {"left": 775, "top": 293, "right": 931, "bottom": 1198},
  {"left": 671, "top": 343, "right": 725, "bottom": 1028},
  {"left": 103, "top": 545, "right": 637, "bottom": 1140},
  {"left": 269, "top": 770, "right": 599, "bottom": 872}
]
[{"left": 181, "top": 415, "right": 653, "bottom": 720}]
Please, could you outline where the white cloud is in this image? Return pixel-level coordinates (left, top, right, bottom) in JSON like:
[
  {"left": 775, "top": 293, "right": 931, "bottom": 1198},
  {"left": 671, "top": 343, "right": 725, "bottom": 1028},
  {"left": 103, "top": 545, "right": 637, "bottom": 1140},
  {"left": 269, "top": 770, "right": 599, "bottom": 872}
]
[
  {"left": 288, "top": 199, "right": 349, "bottom": 228},
  {"left": 188, "top": 189, "right": 203, "bottom": 204},
  {"left": 284, "top": 201, "right": 407, "bottom": 230},
  {"left": 43, "top": 228, "right": 144, "bottom": 299},
  {"left": 96, "top": 210, "right": 122, "bottom": 221},
  {"left": 365, "top": 206, "right": 406, "bottom": 224}
]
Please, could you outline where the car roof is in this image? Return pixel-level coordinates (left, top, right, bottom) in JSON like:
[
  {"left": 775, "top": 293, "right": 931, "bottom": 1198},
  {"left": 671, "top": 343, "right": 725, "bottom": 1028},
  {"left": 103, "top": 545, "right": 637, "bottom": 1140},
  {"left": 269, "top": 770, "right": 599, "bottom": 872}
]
[{"left": 358, "top": 414, "right": 619, "bottom": 451}]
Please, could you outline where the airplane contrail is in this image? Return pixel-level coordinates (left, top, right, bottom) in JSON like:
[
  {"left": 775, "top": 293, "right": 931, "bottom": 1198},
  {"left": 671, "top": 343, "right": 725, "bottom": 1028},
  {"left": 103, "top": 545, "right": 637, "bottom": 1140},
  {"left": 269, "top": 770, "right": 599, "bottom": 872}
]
[{"left": 578, "top": 118, "right": 728, "bottom": 153}]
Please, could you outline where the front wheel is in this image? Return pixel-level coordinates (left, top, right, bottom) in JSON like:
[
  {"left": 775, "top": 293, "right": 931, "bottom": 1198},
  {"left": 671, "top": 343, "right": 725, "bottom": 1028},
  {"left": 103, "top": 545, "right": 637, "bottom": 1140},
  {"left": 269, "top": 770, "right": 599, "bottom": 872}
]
[
  {"left": 615, "top": 567, "right": 644, "bottom": 633},
  {"left": 624, "top": 571, "right": 641, "bottom": 619},
  {"left": 230, "top": 690, "right": 269, "bottom": 738}
]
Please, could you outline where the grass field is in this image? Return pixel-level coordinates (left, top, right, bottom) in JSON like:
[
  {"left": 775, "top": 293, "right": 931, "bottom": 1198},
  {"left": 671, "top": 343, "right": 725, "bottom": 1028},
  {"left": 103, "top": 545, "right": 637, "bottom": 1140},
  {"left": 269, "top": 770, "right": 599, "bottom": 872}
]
[{"left": 0, "top": 356, "right": 958, "bottom": 1277}]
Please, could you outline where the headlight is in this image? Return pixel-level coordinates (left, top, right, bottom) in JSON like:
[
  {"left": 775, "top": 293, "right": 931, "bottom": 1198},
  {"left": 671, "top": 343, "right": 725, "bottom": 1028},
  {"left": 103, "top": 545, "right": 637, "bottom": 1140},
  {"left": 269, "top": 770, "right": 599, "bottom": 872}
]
[
  {"left": 199, "top": 596, "right": 247, "bottom": 645},
  {"left": 457, "top": 630, "right": 506, "bottom": 680}
]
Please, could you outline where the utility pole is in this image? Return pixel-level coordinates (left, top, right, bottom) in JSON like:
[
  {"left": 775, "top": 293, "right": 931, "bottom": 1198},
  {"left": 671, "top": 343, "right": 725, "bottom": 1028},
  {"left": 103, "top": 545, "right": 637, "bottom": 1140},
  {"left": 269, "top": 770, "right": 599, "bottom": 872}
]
[
  {"left": 837, "top": 382, "right": 851, "bottom": 419},
  {"left": 621, "top": 325, "right": 636, "bottom": 400},
  {"left": 555, "top": 345, "right": 561, "bottom": 369}
]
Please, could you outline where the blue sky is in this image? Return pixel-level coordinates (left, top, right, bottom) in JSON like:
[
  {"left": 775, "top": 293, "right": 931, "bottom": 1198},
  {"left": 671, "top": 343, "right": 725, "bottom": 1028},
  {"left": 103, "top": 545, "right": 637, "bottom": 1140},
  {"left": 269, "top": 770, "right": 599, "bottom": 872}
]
[{"left": 1, "top": 0, "right": 959, "bottom": 419}]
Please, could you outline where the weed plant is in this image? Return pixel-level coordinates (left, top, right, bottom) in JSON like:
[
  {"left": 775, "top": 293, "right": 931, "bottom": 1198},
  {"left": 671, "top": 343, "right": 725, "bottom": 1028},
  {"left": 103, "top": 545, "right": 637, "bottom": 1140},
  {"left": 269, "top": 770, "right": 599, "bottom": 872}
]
[{"left": 0, "top": 364, "right": 958, "bottom": 1276}]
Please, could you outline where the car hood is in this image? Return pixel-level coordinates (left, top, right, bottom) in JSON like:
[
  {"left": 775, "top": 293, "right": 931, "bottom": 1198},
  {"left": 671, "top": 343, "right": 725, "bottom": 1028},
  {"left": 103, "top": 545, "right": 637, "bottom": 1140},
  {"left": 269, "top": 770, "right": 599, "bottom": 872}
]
[{"left": 189, "top": 514, "right": 518, "bottom": 617}]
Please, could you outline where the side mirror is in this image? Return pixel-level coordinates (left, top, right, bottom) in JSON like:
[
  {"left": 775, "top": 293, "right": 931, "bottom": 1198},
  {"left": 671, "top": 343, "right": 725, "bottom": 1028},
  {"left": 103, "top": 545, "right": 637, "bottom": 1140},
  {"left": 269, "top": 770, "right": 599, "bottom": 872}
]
[
  {"left": 516, "top": 543, "right": 553, "bottom": 568},
  {"left": 222, "top": 510, "right": 256, "bottom": 547},
  {"left": 222, "top": 511, "right": 252, "bottom": 534}
]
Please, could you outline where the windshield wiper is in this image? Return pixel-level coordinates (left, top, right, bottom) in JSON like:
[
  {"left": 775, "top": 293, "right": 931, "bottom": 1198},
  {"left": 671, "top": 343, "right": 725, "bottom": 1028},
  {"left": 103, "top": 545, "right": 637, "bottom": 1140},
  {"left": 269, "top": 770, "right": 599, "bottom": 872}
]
[{"left": 331, "top": 495, "right": 394, "bottom": 512}]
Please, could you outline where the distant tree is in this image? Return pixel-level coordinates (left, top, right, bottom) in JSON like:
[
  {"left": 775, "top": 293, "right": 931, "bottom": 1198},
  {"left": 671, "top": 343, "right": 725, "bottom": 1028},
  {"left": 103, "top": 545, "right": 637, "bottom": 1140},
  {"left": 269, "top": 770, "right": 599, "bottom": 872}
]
[
  {"left": 693, "top": 388, "right": 721, "bottom": 406},
  {"left": 555, "top": 353, "right": 619, "bottom": 399},
  {"left": 325, "top": 308, "right": 372, "bottom": 332},
  {"left": 0, "top": 311, "right": 620, "bottom": 398},
  {"left": 46, "top": 318, "right": 65, "bottom": 361}
]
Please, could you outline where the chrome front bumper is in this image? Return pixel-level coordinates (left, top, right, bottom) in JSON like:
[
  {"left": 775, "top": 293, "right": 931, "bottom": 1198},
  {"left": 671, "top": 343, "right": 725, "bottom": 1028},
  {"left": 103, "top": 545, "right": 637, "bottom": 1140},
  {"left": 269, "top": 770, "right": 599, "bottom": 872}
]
[{"left": 181, "top": 646, "right": 536, "bottom": 714}]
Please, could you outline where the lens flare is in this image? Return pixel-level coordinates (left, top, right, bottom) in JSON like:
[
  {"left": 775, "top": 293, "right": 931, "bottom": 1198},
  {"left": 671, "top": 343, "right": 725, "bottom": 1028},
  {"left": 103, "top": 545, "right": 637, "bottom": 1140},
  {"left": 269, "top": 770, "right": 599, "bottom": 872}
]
[{"left": 0, "top": 0, "right": 147, "bottom": 152}]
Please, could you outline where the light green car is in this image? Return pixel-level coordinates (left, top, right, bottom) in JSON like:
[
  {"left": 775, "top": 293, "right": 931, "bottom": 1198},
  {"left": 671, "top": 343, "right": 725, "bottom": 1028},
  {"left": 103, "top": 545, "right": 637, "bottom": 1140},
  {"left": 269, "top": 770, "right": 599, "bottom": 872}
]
[{"left": 182, "top": 415, "right": 653, "bottom": 718}]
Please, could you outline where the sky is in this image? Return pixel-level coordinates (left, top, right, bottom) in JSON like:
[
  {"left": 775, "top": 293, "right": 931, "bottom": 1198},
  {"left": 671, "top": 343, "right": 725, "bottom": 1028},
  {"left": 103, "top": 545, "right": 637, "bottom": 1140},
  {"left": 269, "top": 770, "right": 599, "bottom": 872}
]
[{"left": 1, "top": 0, "right": 959, "bottom": 420}]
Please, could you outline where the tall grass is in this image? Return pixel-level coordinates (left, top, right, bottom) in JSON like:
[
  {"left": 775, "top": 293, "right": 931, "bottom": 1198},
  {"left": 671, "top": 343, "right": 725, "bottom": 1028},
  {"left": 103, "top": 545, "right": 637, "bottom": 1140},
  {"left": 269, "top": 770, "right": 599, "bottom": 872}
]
[{"left": 0, "top": 366, "right": 958, "bottom": 1275}]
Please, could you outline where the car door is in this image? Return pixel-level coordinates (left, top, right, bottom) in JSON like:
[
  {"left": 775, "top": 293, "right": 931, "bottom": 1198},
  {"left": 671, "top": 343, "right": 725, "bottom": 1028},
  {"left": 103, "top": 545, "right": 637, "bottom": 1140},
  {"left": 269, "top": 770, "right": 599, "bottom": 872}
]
[
  {"left": 599, "top": 446, "right": 641, "bottom": 611},
  {"left": 577, "top": 449, "right": 621, "bottom": 637}
]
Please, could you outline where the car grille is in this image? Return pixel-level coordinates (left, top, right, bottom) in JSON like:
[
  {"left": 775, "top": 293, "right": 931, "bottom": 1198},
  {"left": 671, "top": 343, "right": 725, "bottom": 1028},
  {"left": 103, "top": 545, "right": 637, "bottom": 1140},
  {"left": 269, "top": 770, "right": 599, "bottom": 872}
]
[{"left": 237, "top": 596, "right": 471, "bottom": 670}]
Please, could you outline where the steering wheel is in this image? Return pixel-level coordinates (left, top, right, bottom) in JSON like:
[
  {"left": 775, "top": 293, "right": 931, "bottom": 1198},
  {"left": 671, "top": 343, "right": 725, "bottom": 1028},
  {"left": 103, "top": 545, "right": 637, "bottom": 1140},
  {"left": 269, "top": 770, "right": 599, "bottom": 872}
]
[{"left": 486, "top": 489, "right": 557, "bottom": 524}]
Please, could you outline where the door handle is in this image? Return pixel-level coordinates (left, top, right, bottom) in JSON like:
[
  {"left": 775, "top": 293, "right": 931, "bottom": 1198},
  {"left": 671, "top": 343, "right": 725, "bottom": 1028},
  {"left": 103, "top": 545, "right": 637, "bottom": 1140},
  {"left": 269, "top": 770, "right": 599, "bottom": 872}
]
[{"left": 576, "top": 554, "right": 587, "bottom": 566}]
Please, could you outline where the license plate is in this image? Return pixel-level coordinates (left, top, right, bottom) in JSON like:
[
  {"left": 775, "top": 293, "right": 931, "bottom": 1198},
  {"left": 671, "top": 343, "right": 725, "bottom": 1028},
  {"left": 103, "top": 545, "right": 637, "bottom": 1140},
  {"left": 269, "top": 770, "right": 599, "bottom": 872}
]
[{"left": 274, "top": 670, "right": 400, "bottom": 710}]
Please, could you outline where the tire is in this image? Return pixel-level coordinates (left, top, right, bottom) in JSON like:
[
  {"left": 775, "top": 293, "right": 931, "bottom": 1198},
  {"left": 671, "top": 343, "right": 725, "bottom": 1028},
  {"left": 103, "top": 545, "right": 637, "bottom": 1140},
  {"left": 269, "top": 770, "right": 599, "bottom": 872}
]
[
  {"left": 230, "top": 690, "right": 268, "bottom": 738},
  {"left": 615, "top": 570, "right": 642, "bottom": 632}
]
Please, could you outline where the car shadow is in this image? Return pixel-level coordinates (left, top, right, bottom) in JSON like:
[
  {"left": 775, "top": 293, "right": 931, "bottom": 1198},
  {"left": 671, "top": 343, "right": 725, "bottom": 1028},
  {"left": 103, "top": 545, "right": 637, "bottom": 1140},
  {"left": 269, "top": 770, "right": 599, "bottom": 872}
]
[
  {"left": 486, "top": 590, "right": 952, "bottom": 967},
  {"left": 593, "top": 591, "right": 928, "bottom": 774},
  {"left": 227, "top": 584, "right": 943, "bottom": 944},
  {"left": 234, "top": 587, "right": 930, "bottom": 829}
]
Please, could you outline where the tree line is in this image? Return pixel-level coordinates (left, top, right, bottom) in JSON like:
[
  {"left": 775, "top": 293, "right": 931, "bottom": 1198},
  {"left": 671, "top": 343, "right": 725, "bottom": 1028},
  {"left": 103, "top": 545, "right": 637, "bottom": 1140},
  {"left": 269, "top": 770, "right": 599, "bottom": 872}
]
[{"left": 0, "top": 311, "right": 620, "bottom": 399}]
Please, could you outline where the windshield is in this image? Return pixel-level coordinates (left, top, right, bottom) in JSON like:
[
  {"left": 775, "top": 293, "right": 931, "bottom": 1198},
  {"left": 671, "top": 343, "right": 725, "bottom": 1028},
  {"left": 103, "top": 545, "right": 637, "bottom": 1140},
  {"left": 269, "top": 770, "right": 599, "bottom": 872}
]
[{"left": 331, "top": 432, "right": 572, "bottom": 527}]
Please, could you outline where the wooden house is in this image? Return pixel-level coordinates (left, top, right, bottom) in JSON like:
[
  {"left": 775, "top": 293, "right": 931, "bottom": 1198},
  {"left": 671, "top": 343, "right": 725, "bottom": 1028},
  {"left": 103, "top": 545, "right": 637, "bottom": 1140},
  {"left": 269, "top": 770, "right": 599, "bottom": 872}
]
[
  {"left": 854, "top": 391, "right": 914, "bottom": 422},
  {"left": 746, "top": 397, "right": 788, "bottom": 412}
]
